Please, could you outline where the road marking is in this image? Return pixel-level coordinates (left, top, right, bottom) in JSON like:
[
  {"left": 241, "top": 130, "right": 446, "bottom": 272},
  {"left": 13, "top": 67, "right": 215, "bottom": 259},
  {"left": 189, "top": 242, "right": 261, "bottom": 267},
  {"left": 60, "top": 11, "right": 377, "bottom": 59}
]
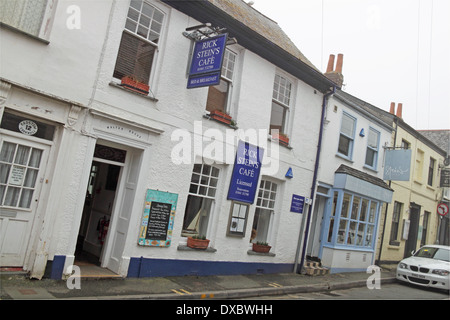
[
  {"left": 171, "top": 289, "right": 192, "bottom": 295},
  {"left": 268, "top": 282, "right": 283, "bottom": 288}
]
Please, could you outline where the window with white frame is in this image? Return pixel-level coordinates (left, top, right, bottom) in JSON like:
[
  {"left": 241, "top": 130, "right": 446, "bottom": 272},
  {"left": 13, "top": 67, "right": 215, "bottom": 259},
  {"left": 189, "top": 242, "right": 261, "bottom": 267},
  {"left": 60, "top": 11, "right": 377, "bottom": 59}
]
[
  {"left": 250, "top": 179, "right": 277, "bottom": 244},
  {"left": 0, "top": 0, "right": 53, "bottom": 38},
  {"left": 365, "top": 128, "right": 380, "bottom": 169},
  {"left": 227, "top": 202, "right": 249, "bottom": 237},
  {"left": 181, "top": 163, "right": 219, "bottom": 238},
  {"left": 206, "top": 49, "right": 237, "bottom": 114},
  {"left": 270, "top": 74, "right": 292, "bottom": 135},
  {"left": 113, "top": 0, "right": 164, "bottom": 86},
  {"left": 338, "top": 112, "right": 356, "bottom": 158}
]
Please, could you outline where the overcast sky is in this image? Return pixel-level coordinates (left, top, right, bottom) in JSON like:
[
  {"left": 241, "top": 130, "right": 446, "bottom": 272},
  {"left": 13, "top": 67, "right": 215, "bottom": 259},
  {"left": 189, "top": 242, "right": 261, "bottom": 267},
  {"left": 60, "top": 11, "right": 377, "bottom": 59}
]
[{"left": 251, "top": 0, "right": 450, "bottom": 130}]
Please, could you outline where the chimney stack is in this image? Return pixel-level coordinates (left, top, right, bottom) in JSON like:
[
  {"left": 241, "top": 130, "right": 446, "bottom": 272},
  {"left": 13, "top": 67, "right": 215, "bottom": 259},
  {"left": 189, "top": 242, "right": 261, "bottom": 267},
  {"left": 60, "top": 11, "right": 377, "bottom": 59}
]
[
  {"left": 389, "top": 102, "right": 403, "bottom": 119},
  {"left": 324, "top": 53, "right": 344, "bottom": 88},
  {"left": 396, "top": 103, "right": 403, "bottom": 118}
]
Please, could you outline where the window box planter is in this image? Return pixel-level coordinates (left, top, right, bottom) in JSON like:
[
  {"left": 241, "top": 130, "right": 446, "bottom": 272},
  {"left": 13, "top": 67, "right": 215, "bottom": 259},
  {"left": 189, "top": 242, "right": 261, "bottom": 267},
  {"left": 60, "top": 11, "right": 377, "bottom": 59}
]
[
  {"left": 120, "top": 76, "right": 149, "bottom": 95},
  {"left": 252, "top": 242, "right": 272, "bottom": 253},
  {"left": 272, "top": 132, "right": 289, "bottom": 146},
  {"left": 187, "top": 236, "right": 210, "bottom": 250},
  {"left": 209, "top": 110, "right": 232, "bottom": 125}
]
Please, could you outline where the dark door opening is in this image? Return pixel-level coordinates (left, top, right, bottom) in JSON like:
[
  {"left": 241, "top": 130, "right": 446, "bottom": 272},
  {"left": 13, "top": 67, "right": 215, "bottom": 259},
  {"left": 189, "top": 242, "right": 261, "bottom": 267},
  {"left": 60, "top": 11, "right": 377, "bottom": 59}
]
[{"left": 75, "top": 161, "right": 121, "bottom": 265}]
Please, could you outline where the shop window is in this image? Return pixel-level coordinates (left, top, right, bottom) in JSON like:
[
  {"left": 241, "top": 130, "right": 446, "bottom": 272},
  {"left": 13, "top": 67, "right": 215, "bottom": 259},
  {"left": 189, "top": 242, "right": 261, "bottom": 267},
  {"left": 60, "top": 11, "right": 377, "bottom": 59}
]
[
  {"left": 333, "top": 191, "right": 378, "bottom": 248},
  {"left": 365, "top": 128, "right": 380, "bottom": 169},
  {"left": 338, "top": 112, "right": 356, "bottom": 159},
  {"left": 206, "top": 49, "right": 236, "bottom": 113},
  {"left": 250, "top": 179, "right": 277, "bottom": 244},
  {"left": 270, "top": 74, "right": 292, "bottom": 135},
  {"left": 113, "top": 0, "right": 164, "bottom": 89},
  {"left": 181, "top": 163, "right": 219, "bottom": 238},
  {"left": 327, "top": 192, "right": 339, "bottom": 243}
]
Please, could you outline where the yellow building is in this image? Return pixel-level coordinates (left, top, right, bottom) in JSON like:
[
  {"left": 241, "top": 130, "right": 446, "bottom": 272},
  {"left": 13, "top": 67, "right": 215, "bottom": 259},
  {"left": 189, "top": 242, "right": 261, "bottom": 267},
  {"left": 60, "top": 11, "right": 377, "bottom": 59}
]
[{"left": 376, "top": 105, "right": 447, "bottom": 264}]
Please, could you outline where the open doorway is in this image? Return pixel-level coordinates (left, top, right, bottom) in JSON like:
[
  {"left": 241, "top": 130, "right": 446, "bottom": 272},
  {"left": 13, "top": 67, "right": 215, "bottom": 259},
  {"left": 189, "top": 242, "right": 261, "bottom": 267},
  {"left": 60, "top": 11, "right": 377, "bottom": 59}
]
[{"left": 75, "top": 160, "right": 122, "bottom": 267}]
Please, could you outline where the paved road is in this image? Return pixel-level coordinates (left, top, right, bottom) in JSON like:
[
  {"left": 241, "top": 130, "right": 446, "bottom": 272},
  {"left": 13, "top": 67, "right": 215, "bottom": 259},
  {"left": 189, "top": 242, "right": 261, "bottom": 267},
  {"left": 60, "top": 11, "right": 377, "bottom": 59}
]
[{"left": 244, "top": 282, "right": 450, "bottom": 300}]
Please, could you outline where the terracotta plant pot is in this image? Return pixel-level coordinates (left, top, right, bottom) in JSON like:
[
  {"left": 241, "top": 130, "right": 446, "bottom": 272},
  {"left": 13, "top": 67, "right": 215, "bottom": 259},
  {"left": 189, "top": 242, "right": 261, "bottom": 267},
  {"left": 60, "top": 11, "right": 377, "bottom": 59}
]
[
  {"left": 187, "top": 237, "right": 210, "bottom": 250},
  {"left": 272, "top": 132, "right": 289, "bottom": 146},
  {"left": 121, "top": 76, "right": 149, "bottom": 95},
  {"left": 209, "top": 110, "right": 232, "bottom": 125},
  {"left": 252, "top": 243, "right": 271, "bottom": 253}
]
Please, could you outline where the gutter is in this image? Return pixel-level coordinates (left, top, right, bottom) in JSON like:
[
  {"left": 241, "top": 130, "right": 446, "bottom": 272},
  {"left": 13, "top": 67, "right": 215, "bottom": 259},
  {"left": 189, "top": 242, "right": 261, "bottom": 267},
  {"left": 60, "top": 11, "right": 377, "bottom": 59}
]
[{"left": 295, "top": 85, "right": 336, "bottom": 274}]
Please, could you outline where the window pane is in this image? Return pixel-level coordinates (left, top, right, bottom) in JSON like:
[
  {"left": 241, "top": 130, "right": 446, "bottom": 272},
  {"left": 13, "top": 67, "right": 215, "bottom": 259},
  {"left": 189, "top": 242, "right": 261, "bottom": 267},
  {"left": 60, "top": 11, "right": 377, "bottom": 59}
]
[
  {"left": 28, "top": 149, "right": 43, "bottom": 168},
  {"left": 4, "top": 186, "right": 20, "bottom": 207},
  {"left": 113, "top": 32, "right": 155, "bottom": 84},
  {"left": 205, "top": 80, "right": 229, "bottom": 113},
  {"left": 0, "top": 142, "right": 16, "bottom": 162},
  {"left": 357, "top": 223, "right": 365, "bottom": 246},
  {"left": 351, "top": 197, "right": 360, "bottom": 220},
  {"left": 368, "top": 128, "right": 379, "bottom": 148},
  {"left": 14, "top": 145, "right": 30, "bottom": 165},
  {"left": 365, "top": 148, "right": 375, "bottom": 167},
  {"left": 338, "top": 135, "right": 351, "bottom": 156},
  {"left": 341, "top": 114, "right": 355, "bottom": 137},
  {"left": 360, "top": 199, "right": 368, "bottom": 222},
  {"left": 337, "top": 219, "right": 347, "bottom": 244},
  {"left": 270, "top": 101, "right": 286, "bottom": 134},
  {"left": 341, "top": 194, "right": 351, "bottom": 218},
  {"left": 19, "top": 189, "right": 33, "bottom": 208}
]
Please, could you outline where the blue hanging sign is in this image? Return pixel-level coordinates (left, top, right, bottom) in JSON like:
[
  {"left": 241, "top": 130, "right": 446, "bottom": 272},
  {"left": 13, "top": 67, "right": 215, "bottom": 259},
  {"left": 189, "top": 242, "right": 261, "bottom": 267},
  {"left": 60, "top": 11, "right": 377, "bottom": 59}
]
[
  {"left": 290, "top": 194, "right": 305, "bottom": 214},
  {"left": 187, "top": 33, "right": 228, "bottom": 89},
  {"left": 227, "top": 141, "right": 264, "bottom": 204}
]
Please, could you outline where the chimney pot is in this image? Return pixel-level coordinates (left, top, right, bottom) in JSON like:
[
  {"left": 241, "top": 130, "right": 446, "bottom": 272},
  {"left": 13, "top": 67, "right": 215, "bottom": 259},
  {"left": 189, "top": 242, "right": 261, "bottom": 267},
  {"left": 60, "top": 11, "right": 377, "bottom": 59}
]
[
  {"left": 390, "top": 102, "right": 395, "bottom": 114},
  {"left": 326, "top": 54, "right": 335, "bottom": 73},
  {"left": 396, "top": 103, "right": 403, "bottom": 118},
  {"left": 336, "top": 54, "right": 344, "bottom": 73}
]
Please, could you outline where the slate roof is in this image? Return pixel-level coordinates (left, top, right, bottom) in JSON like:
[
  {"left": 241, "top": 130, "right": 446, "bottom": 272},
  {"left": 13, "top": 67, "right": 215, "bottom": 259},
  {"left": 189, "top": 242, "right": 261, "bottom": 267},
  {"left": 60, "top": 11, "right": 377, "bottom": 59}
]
[
  {"left": 335, "top": 164, "right": 393, "bottom": 191},
  {"left": 206, "top": 0, "right": 319, "bottom": 70},
  {"left": 418, "top": 130, "right": 450, "bottom": 156}
]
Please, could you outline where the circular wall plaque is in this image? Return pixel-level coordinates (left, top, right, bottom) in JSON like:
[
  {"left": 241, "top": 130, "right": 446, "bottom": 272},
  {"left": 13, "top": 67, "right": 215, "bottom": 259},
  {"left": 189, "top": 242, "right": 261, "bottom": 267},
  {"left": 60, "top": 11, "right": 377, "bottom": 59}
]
[{"left": 18, "top": 120, "right": 38, "bottom": 136}]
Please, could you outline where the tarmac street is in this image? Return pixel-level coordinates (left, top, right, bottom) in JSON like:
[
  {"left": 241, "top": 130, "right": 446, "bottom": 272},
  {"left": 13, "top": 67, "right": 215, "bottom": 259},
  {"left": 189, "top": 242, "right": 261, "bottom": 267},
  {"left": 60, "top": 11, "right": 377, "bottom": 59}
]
[{"left": 0, "top": 268, "right": 398, "bottom": 300}]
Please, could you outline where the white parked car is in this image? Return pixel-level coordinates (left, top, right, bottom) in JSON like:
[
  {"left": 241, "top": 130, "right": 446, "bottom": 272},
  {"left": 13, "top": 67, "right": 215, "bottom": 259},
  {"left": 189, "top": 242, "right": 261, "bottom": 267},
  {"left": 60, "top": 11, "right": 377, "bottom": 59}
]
[{"left": 396, "top": 245, "right": 450, "bottom": 291}]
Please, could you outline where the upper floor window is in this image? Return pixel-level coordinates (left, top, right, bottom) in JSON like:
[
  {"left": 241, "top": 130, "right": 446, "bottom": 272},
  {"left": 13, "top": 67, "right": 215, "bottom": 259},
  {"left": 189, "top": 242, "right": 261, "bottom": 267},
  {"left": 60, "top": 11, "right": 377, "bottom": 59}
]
[
  {"left": 113, "top": 0, "right": 164, "bottom": 87},
  {"left": 428, "top": 157, "right": 435, "bottom": 186},
  {"left": 270, "top": 74, "right": 292, "bottom": 135},
  {"left": 206, "top": 49, "right": 237, "bottom": 113},
  {"left": 365, "top": 128, "right": 380, "bottom": 169},
  {"left": 338, "top": 112, "right": 356, "bottom": 159},
  {"left": 0, "top": 0, "right": 55, "bottom": 39}
]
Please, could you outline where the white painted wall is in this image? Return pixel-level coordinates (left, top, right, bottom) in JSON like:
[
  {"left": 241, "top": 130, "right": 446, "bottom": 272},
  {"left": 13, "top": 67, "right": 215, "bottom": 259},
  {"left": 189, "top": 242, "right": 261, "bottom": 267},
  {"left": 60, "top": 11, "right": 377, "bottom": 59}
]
[{"left": 1, "top": 0, "right": 327, "bottom": 276}]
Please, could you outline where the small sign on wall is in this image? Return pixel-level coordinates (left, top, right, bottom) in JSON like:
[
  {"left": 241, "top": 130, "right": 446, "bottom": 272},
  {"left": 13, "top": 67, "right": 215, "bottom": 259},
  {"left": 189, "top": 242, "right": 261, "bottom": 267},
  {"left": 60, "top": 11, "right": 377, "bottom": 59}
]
[{"left": 138, "top": 189, "right": 178, "bottom": 247}]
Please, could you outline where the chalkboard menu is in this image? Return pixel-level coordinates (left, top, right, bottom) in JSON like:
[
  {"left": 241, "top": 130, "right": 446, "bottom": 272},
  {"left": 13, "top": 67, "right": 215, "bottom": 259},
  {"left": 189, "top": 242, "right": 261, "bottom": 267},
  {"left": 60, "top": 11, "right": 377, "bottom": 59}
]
[
  {"left": 138, "top": 190, "right": 178, "bottom": 247},
  {"left": 145, "top": 202, "right": 172, "bottom": 240}
]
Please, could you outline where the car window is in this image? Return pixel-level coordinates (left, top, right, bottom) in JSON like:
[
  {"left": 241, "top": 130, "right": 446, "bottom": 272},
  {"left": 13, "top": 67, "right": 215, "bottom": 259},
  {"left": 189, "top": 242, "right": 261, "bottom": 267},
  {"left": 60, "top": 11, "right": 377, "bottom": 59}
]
[
  {"left": 434, "top": 249, "right": 450, "bottom": 262},
  {"left": 414, "top": 247, "right": 450, "bottom": 262}
]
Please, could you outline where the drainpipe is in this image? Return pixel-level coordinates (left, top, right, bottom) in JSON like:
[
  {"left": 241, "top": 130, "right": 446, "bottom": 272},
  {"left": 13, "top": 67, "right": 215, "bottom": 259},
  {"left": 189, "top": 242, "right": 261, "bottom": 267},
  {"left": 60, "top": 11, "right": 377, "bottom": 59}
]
[{"left": 295, "top": 85, "right": 336, "bottom": 274}]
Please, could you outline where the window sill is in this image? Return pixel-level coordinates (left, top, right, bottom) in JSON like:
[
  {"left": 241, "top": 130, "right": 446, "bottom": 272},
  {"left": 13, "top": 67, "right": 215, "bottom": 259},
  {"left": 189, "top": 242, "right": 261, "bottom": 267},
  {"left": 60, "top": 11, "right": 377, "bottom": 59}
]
[
  {"left": 363, "top": 165, "right": 378, "bottom": 173},
  {"left": 177, "top": 245, "right": 217, "bottom": 253},
  {"left": 267, "top": 137, "right": 293, "bottom": 150},
  {"left": 426, "top": 184, "right": 435, "bottom": 192},
  {"left": 247, "top": 250, "right": 276, "bottom": 257},
  {"left": 0, "top": 23, "right": 49, "bottom": 45},
  {"left": 335, "top": 153, "right": 354, "bottom": 163},
  {"left": 203, "top": 114, "right": 238, "bottom": 129},
  {"left": 109, "top": 82, "right": 158, "bottom": 102}
]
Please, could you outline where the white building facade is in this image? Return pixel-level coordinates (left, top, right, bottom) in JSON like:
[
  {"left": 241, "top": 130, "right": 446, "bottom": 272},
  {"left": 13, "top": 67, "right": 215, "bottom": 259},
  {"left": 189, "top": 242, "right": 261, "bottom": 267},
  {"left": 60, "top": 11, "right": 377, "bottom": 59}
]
[
  {"left": 0, "top": 0, "right": 337, "bottom": 279},
  {"left": 305, "top": 85, "right": 394, "bottom": 273}
]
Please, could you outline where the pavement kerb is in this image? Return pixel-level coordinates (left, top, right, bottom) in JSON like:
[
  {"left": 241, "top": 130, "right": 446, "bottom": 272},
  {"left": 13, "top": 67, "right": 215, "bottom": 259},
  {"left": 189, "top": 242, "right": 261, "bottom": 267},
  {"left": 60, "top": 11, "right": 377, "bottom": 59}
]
[{"left": 63, "top": 276, "right": 398, "bottom": 300}]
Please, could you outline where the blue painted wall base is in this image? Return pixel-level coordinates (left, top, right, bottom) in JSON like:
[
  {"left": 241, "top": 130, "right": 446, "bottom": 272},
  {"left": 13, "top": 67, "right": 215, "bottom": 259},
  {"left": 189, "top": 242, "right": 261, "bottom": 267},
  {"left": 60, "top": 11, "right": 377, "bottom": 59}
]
[{"left": 127, "top": 257, "right": 293, "bottom": 278}]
